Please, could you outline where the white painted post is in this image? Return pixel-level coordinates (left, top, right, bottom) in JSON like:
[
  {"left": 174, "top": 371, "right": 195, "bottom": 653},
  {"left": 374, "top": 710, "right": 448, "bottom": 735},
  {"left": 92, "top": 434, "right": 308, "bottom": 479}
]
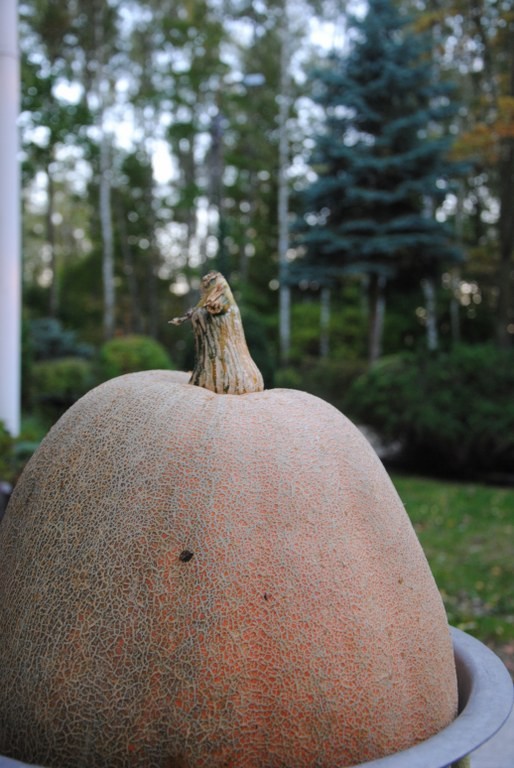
[
  {"left": 0, "top": 0, "right": 21, "bottom": 436},
  {"left": 278, "top": 1, "right": 291, "bottom": 365}
]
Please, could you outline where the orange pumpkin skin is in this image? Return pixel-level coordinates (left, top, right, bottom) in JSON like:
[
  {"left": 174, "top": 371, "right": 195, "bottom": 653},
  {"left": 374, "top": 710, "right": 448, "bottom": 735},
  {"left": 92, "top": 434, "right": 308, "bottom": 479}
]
[{"left": 0, "top": 371, "right": 457, "bottom": 768}]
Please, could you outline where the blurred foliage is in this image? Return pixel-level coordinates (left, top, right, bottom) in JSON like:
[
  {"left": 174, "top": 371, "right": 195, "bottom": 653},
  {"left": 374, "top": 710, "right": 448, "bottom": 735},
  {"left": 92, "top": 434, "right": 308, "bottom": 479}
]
[
  {"left": 31, "top": 357, "right": 97, "bottom": 423},
  {"left": 30, "top": 318, "right": 94, "bottom": 361},
  {"left": 56, "top": 250, "right": 105, "bottom": 347},
  {"left": 22, "top": 318, "right": 96, "bottom": 421},
  {"left": 10, "top": 0, "right": 514, "bottom": 490},
  {"left": 276, "top": 357, "right": 368, "bottom": 414},
  {"left": 296, "top": 0, "right": 465, "bottom": 363},
  {"left": 0, "top": 416, "right": 48, "bottom": 486},
  {"left": 98, "top": 335, "right": 174, "bottom": 380},
  {"left": 345, "top": 345, "right": 514, "bottom": 478},
  {"left": 238, "top": 308, "right": 276, "bottom": 389},
  {"left": 0, "top": 425, "right": 14, "bottom": 486},
  {"left": 287, "top": 301, "right": 367, "bottom": 364}
]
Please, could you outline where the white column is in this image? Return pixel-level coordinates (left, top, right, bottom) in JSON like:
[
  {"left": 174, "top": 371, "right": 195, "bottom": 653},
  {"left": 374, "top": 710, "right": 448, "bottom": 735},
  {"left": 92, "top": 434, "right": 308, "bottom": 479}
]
[
  {"left": 0, "top": 0, "right": 21, "bottom": 436},
  {"left": 278, "top": 0, "right": 291, "bottom": 365}
]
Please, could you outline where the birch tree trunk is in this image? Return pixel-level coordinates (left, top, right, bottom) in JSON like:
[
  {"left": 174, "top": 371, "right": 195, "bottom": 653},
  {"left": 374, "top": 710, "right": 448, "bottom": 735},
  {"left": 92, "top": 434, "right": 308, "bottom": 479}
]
[
  {"left": 116, "top": 195, "right": 142, "bottom": 334},
  {"left": 320, "top": 286, "right": 331, "bottom": 359},
  {"left": 422, "top": 276, "right": 438, "bottom": 352},
  {"left": 496, "top": 25, "right": 514, "bottom": 347},
  {"left": 497, "top": 118, "right": 514, "bottom": 345},
  {"left": 450, "top": 186, "right": 465, "bottom": 346},
  {"left": 450, "top": 269, "right": 461, "bottom": 346},
  {"left": 99, "top": 131, "right": 115, "bottom": 340},
  {"left": 368, "top": 274, "right": 386, "bottom": 366},
  {"left": 47, "top": 171, "right": 58, "bottom": 318},
  {"left": 89, "top": 0, "right": 116, "bottom": 342}
]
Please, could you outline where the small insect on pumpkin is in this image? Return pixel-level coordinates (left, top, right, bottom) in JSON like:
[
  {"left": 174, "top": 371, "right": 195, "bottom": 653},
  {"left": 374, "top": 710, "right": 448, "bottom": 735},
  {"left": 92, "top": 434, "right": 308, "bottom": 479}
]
[{"left": 0, "top": 272, "right": 457, "bottom": 768}]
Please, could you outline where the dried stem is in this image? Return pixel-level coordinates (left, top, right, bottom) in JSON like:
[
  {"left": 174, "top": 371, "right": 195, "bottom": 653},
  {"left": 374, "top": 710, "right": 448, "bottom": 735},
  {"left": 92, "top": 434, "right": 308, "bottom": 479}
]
[{"left": 170, "top": 272, "right": 264, "bottom": 395}]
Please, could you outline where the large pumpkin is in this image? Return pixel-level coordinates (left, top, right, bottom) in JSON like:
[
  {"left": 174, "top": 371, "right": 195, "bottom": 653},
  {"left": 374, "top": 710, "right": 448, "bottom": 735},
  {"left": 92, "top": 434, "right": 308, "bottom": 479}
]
[{"left": 0, "top": 273, "right": 457, "bottom": 768}]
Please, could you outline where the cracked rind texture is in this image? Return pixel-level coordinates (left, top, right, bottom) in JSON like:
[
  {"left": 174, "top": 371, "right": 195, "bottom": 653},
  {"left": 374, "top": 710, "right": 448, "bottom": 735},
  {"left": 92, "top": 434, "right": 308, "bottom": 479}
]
[{"left": 0, "top": 371, "right": 458, "bottom": 768}]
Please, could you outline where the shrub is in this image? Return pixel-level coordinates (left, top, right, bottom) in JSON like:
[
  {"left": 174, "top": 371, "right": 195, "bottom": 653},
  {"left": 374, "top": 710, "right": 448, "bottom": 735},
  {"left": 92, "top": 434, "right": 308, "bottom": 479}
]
[
  {"left": 0, "top": 421, "right": 42, "bottom": 488},
  {"left": 276, "top": 358, "right": 368, "bottom": 413},
  {"left": 287, "top": 293, "right": 367, "bottom": 365},
  {"left": 30, "top": 318, "right": 94, "bottom": 361},
  {"left": 31, "top": 357, "right": 97, "bottom": 423},
  {"left": 23, "top": 319, "right": 94, "bottom": 412},
  {"left": 99, "top": 335, "right": 174, "bottom": 380},
  {"left": 344, "top": 345, "right": 514, "bottom": 478},
  {"left": 236, "top": 308, "right": 275, "bottom": 388},
  {"left": 0, "top": 423, "right": 14, "bottom": 485},
  {"left": 274, "top": 367, "right": 303, "bottom": 390}
]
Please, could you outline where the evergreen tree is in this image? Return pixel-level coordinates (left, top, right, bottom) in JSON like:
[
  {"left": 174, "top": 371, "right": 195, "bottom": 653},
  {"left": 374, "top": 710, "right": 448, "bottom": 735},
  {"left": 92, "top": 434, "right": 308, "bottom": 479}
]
[{"left": 298, "top": 0, "right": 463, "bottom": 362}]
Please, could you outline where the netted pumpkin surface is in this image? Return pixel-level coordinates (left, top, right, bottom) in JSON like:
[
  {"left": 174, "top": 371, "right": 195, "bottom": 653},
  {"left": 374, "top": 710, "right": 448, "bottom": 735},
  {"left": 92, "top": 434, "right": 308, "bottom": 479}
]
[{"left": 0, "top": 371, "right": 457, "bottom": 768}]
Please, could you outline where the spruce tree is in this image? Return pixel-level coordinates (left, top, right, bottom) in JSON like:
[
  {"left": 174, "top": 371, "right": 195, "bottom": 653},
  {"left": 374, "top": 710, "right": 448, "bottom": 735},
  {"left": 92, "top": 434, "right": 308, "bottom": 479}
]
[{"left": 298, "top": 0, "right": 463, "bottom": 361}]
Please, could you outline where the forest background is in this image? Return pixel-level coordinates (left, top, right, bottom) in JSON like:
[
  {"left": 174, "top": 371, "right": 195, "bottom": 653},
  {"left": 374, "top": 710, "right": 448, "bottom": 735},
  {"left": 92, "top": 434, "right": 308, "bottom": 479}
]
[{"left": 7, "top": 0, "right": 514, "bottom": 482}]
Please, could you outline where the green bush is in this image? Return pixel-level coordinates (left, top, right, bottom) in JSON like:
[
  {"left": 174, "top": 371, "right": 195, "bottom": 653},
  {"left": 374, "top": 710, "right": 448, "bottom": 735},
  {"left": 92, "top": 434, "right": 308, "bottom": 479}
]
[
  {"left": 276, "top": 357, "right": 368, "bottom": 413},
  {"left": 0, "top": 423, "right": 14, "bottom": 484},
  {"left": 0, "top": 420, "right": 43, "bottom": 486},
  {"left": 31, "top": 357, "right": 96, "bottom": 422},
  {"left": 30, "top": 318, "right": 94, "bottom": 361},
  {"left": 344, "top": 344, "right": 514, "bottom": 478},
  {"left": 287, "top": 292, "right": 367, "bottom": 365},
  {"left": 274, "top": 367, "right": 304, "bottom": 390},
  {"left": 237, "top": 308, "right": 275, "bottom": 388},
  {"left": 23, "top": 318, "right": 94, "bottom": 412},
  {"left": 99, "top": 335, "right": 174, "bottom": 380}
]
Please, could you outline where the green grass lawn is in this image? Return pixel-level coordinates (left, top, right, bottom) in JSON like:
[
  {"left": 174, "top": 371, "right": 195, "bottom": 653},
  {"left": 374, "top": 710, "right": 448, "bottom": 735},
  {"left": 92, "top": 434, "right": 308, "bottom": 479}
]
[{"left": 392, "top": 473, "right": 514, "bottom": 674}]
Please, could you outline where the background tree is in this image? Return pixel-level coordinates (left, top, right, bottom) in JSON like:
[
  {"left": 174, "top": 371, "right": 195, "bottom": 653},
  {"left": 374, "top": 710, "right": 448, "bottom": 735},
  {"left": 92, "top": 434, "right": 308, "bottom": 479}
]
[
  {"left": 429, "top": 0, "right": 514, "bottom": 348},
  {"left": 19, "top": 4, "right": 92, "bottom": 318},
  {"left": 10, "top": 0, "right": 514, "bottom": 494},
  {"left": 297, "top": 0, "right": 463, "bottom": 362},
  {"left": 17, "top": 0, "right": 511, "bottom": 374}
]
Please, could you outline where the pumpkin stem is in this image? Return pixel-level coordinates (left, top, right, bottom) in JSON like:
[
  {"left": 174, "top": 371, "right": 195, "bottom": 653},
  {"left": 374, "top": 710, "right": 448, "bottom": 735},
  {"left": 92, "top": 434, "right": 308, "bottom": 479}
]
[{"left": 170, "top": 272, "right": 264, "bottom": 395}]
